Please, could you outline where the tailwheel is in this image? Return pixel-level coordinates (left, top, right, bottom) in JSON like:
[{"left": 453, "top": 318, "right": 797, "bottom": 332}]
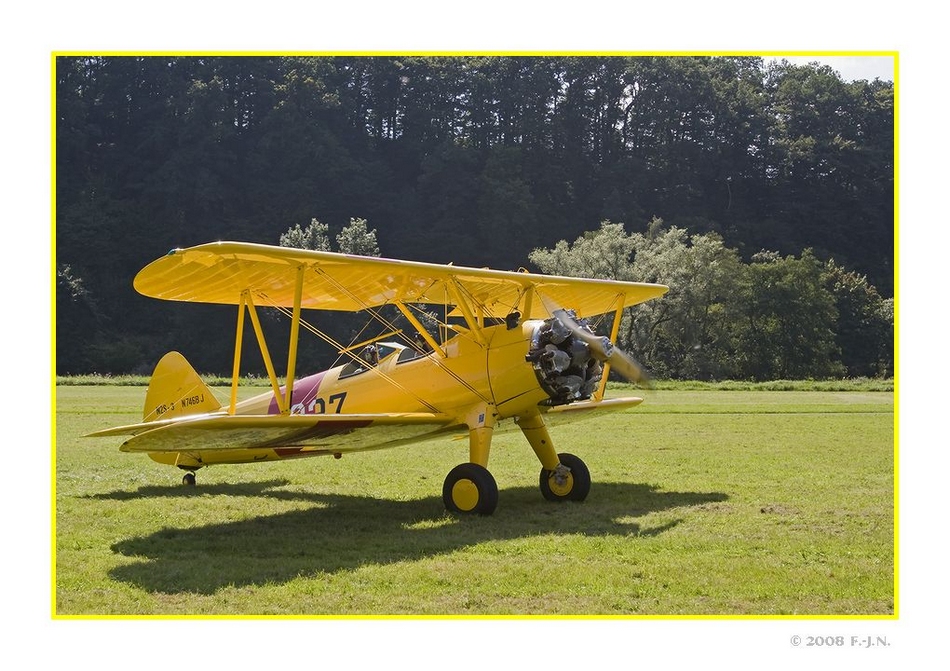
[
  {"left": 442, "top": 463, "right": 499, "bottom": 515},
  {"left": 539, "top": 453, "right": 590, "bottom": 502},
  {"left": 182, "top": 472, "right": 197, "bottom": 487}
]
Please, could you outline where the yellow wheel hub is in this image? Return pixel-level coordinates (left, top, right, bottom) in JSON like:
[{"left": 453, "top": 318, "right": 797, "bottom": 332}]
[
  {"left": 548, "top": 471, "right": 574, "bottom": 497},
  {"left": 451, "top": 479, "right": 480, "bottom": 511}
]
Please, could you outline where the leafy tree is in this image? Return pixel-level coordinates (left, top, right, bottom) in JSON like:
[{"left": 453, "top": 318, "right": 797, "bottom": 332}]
[
  {"left": 529, "top": 220, "right": 890, "bottom": 381},
  {"left": 530, "top": 220, "right": 636, "bottom": 279},
  {"left": 336, "top": 217, "right": 380, "bottom": 256},
  {"left": 823, "top": 259, "right": 894, "bottom": 377},
  {"left": 732, "top": 249, "right": 844, "bottom": 380},
  {"left": 626, "top": 221, "right": 744, "bottom": 379},
  {"left": 474, "top": 147, "right": 539, "bottom": 265},
  {"left": 279, "top": 218, "right": 332, "bottom": 251},
  {"left": 759, "top": 60, "right": 894, "bottom": 292},
  {"left": 414, "top": 142, "right": 481, "bottom": 263}
]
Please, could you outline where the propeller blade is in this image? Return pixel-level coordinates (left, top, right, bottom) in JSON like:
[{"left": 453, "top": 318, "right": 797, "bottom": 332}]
[{"left": 604, "top": 346, "right": 652, "bottom": 388}]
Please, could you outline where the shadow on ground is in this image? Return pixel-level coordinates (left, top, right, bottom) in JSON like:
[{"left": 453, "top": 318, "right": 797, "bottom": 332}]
[{"left": 103, "top": 480, "right": 727, "bottom": 595}]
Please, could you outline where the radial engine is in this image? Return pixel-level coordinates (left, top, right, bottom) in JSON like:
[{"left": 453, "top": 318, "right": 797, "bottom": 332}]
[{"left": 526, "top": 311, "right": 604, "bottom": 405}]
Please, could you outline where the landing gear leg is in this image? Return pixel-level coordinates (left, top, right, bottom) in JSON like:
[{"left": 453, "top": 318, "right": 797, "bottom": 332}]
[
  {"left": 442, "top": 405, "right": 499, "bottom": 515},
  {"left": 518, "top": 412, "right": 591, "bottom": 502}
]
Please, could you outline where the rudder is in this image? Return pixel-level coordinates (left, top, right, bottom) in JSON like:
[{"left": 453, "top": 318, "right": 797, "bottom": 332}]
[{"left": 143, "top": 351, "right": 222, "bottom": 422}]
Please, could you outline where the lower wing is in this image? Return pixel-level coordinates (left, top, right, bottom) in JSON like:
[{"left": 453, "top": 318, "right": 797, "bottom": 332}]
[
  {"left": 87, "top": 397, "right": 642, "bottom": 455},
  {"left": 542, "top": 396, "right": 644, "bottom": 425},
  {"left": 90, "top": 413, "right": 461, "bottom": 454}
]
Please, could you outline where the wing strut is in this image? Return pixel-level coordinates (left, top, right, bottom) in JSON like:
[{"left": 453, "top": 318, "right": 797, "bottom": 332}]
[
  {"left": 244, "top": 291, "right": 287, "bottom": 413},
  {"left": 594, "top": 296, "right": 625, "bottom": 402},
  {"left": 229, "top": 292, "right": 248, "bottom": 415},
  {"left": 447, "top": 279, "right": 486, "bottom": 346},
  {"left": 521, "top": 284, "right": 534, "bottom": 321},
  {"left": 227, "top": 268, "right": 306, "bottom": 417},
  {"left": 284, "top": 265, "right": 305, "bottom": 413}
]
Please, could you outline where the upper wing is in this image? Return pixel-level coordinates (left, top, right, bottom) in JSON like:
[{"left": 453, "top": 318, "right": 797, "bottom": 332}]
[
  {"left": 133, "top": 241, "right": 668, "bottom": 319},
  {"left": 97, "top": 412, "right": 463, "bottom": 454}
]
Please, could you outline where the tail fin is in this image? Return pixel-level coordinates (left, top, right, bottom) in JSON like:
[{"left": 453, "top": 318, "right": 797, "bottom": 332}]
[{"left": 143, "top": 351, "right": 222, "bottom": 422}]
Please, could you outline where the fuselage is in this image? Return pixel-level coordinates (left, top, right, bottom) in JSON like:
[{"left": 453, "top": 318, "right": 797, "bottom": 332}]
[
  {"left": 235, "top": 319, "right": 552, "bottom": 424},
  {"left": 144, "top": 313, "right": 606, "bottom": 470}
]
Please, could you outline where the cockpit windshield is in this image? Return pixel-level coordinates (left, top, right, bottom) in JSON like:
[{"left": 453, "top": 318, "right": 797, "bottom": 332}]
[{"left": 339, "top": 342, "right": 406, "bottom": 378}]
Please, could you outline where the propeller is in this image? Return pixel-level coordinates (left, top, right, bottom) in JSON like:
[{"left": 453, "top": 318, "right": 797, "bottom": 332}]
[{"left": 540, "top": 295, "right": 652, "bottom": 389}]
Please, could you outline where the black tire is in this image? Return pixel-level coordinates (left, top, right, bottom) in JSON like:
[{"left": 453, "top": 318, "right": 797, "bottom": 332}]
[
  {"left": 539, "top": 452, "right": 590, "bottom": 502},
  {"left": 442, "top": 463, "right": 499, "bottom": 515},
  {"left": 182, "top": 472, "right": 197, "bottom": 486}
]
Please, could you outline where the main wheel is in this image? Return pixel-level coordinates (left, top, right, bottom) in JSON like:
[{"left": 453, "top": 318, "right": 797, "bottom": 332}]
[
  {"left": 182, "top": 472, "right": 197, "bottom": 486},
  {"left": 442, "top": 463, "right": 499, "bottom": 515},
  {"left": 539, "top": 453, "right": 590, "bottom": 502}
]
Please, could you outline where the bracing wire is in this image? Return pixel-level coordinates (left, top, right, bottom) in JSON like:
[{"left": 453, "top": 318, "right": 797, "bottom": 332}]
[
  {"left": 310, "top": 268, "right": 493, "bottom": 403},
  {"left": 260, "top": 297, "right": 443, "bottom": 414}
]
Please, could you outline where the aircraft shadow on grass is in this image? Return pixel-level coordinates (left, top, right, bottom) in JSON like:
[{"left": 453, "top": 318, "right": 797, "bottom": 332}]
[{"left": 104, "top": 480, "right": 728, "bottom": 596}]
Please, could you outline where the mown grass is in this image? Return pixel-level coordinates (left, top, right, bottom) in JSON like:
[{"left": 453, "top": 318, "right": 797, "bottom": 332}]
[{"left": 54, "top": 385, "right": 894, "bottom": 617}]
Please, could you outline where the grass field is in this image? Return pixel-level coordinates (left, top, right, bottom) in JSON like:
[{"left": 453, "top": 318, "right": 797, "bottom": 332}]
[{"left": 54, "top": 385, "right": 894, "bottom": 617}]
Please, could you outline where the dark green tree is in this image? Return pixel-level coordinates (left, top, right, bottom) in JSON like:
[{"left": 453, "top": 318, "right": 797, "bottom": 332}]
[
  {"left": 280, "top": 218, "right": 332, "bottom": 251},
  {"left": 823, "top": 259, "right": 894, "bottom": 377},
  {"left": 733, "top": 249, "right": 844, "bottom": 380}
]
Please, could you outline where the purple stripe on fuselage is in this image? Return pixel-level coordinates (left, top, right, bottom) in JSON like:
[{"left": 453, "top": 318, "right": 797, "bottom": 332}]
[{"left": 268, "top": 371, "right": 327, "bottom": 415}]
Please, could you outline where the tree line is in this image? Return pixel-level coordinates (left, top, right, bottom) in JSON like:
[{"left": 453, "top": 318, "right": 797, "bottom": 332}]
[{"left": 55, "top": 55, "right": 894, "bottom": 378}]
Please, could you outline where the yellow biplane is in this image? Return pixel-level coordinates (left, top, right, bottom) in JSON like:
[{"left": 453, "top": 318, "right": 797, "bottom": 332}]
[{"left": 88, "top": 241, "right": 668, "bottom": 515}]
